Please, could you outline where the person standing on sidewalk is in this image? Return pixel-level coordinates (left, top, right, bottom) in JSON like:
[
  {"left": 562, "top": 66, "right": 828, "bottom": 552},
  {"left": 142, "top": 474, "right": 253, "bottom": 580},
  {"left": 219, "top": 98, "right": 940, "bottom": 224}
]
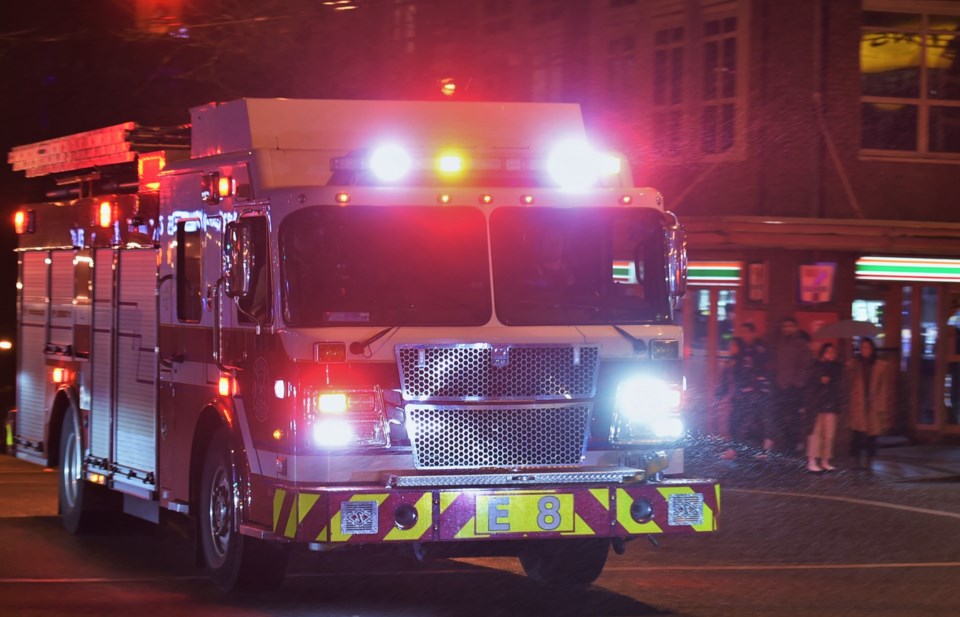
[
  {"left": 718, "top": 323, "right": 772, "bottom": 458},
  {"left": 773, "top": 317, "right": 813, "bottom": 453},
  {"left": 804, "top": 342, "right": 843, "bottom": 473},
  {"left": 847, "top": 337, "right": 894, "bottom": 470}
]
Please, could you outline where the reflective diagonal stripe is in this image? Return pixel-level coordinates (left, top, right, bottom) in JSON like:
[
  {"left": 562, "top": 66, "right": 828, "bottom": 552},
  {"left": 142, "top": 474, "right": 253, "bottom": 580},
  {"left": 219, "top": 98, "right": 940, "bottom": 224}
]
[
  {"left": 272, "top": 489, "right": 286, "bottom": 534},
  {"left": 440, "top": 491, "right": 461, "bottom": 514},
  {"left": 273, "top": 489, "right": 299, "bottom": 538},
  {"left": 590, "top": 488, "right": 610, "bottom": 510},
  {"left": 297, "top": 494, "right": 320, "bottom": 526},
  {"left": 570, "top": 514, "right": 596, "bottom": 536},
  {"left": 269, "top": 483, "right": 718, "bottom": 544}
]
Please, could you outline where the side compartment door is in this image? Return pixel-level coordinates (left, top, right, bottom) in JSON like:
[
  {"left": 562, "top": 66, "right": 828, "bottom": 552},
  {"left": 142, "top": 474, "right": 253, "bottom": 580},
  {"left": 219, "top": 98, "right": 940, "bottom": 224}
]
[
  {"left": 89, "top": 249, "right": 115, "bottom": 465},
  {"left": 15, "top": 251, "right": 49, "bottom": 461},
  {"left": 113, "top": 249, "right": 160, "bottom": 496}
]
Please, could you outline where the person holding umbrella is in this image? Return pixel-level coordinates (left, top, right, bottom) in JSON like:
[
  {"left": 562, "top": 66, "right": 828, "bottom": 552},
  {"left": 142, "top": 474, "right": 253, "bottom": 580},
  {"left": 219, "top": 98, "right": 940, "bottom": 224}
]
[{"left": 846, "top": 337, "right": 894, "bottom": 470}]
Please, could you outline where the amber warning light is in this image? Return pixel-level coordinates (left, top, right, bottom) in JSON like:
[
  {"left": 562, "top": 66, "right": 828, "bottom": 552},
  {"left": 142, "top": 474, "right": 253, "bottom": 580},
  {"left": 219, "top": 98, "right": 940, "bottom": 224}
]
[
  {"left": 97, "top": 201, "right": 115, "bottom": 229},
  {"left": 14, "top": 210, "right": 36, "bottom": 235}
]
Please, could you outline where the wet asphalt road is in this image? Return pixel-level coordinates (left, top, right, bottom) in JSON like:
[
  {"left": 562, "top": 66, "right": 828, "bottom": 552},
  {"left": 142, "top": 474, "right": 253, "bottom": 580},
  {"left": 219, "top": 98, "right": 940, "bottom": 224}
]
[{"left": 1, "top": 442, "right": 958, "bottom": 617}]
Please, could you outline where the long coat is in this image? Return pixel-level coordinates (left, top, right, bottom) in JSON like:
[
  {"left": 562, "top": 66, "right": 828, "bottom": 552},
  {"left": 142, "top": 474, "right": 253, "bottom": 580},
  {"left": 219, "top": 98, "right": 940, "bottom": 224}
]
[{"left": 846, "top": 357, "right": 895, "bottom": 436}]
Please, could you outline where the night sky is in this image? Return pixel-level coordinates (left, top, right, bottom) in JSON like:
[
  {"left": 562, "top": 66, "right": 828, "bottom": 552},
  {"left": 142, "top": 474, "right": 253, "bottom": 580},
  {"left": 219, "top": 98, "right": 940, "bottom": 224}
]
[{"left": 0, "top": 1, "right": 373, "bottom": 401}]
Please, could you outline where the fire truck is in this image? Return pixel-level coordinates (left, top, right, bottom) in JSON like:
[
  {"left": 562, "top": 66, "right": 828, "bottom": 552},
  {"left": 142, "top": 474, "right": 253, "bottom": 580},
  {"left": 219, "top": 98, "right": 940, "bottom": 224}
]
[{"left": 8, "top": 98, "right": 718, "bottom": 591}]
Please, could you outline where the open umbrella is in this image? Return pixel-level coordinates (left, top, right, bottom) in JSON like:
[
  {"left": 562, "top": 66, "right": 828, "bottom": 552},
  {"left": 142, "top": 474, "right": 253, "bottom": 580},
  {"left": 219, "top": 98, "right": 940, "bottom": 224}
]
[{"left": 812, "top": 319, "right": 881, "bottom": 339}]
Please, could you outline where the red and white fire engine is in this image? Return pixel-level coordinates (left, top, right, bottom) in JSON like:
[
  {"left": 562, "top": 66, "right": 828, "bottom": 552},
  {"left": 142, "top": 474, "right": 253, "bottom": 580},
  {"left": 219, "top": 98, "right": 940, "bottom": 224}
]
[{"left": 8, "top": 98, "right": 718, "bottom": 591}]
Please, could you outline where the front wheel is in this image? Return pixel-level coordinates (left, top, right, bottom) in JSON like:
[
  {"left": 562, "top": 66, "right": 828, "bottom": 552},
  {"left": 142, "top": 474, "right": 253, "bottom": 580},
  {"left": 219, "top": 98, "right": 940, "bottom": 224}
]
[
  {"left": 198, "top": 427, "right": 289, "bottom": 592},
  {"left": 519, "top": 539, "right": 610, "bottom": 587},
  {"left": 58, "top": 411, "right": 100, "bottom": 534}
]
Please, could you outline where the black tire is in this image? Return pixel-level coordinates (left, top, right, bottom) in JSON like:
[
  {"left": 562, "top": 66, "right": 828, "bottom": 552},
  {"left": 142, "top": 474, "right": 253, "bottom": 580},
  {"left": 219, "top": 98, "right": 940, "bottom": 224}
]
[
  {"left": 519, "top": 538, "right": 610, "bottom": 587},
  {"left": 198, "top": 427, "right": 289, "bottom": 592},
  {"left": 58, "top": 411, "right": 96, "bottom": 534}
]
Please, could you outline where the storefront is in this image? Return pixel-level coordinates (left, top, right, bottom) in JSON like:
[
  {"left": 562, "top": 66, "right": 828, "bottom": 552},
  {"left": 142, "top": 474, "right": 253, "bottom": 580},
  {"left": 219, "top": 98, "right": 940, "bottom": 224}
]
[{"left": 681, "top": 217, "right": 960, "bottom": 444}]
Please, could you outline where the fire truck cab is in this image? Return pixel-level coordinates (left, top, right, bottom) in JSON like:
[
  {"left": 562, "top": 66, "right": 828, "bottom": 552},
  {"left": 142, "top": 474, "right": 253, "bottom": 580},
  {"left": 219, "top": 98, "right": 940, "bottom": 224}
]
[{"left": 9, "top": 99, "right": 718, "bottom": 591}]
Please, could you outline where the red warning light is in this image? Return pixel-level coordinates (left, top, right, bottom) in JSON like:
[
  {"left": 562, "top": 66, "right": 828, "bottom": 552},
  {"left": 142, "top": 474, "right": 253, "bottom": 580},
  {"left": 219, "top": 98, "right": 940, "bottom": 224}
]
[{"left": 97, "top": 201, "right": 114, "bottom": 228}]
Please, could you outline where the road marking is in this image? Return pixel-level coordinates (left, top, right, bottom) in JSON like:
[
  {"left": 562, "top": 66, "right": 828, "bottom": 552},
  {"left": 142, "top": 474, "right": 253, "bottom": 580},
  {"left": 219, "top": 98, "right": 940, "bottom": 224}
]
[
  {"left": 0, "top": 576, "right": 205, "bottom": 584},
  {"left": 0, "top": 569, "right": 487, "bottom": 585},
  {"left": 3, "top": 561, "right": 959, "bottom": 586},
  {"left": 605, "top": 562, "right": 960, "bottom": 572},
  {"left": 728, "top": 487, "right": 960, "bottom": 520}
]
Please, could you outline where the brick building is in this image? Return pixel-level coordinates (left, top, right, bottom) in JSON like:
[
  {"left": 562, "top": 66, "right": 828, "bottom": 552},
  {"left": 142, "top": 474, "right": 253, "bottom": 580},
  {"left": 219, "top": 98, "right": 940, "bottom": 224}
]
[{"left": 321, "top": 0, "right": 960, "bottom": 442}]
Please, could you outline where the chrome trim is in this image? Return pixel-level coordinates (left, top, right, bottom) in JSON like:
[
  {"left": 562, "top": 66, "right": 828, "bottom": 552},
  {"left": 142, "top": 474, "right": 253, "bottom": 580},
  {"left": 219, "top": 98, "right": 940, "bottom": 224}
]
[{"left": 387, "top": 467, "right": 645, "bottom": 488}]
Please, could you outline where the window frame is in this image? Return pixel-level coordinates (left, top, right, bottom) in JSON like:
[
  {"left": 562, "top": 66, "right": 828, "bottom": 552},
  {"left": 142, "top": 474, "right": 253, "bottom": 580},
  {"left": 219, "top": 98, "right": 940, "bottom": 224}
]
[
  {"left": 651, "top": 22, "right": 686, "bottom": 158},
  {"left": 861, "top": 1, "right": 960, "bottom": 161},
  {"left": 176, "top": 219, "right": 204, "bottom": 324},
  {"left": 700, "top": 11, "right": 743, "bottom": 158}
]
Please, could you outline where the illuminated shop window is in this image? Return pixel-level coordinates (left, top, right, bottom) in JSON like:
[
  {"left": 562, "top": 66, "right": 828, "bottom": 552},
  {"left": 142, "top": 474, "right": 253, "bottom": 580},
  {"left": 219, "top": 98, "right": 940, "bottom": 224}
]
[{"left": 861, "top": 7, "right": 960, "bottom": 156}]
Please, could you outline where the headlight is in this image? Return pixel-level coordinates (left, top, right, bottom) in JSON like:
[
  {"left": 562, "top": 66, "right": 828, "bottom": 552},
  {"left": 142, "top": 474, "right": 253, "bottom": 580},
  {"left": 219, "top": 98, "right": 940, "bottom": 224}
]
[
  {"left": 304, "top": 388, "right": 389, "bottom": 448},
  {"left": 616, "top": 376, "right": 682, "bottom": 419},
  {"left": 611, "top": 376, "right": 684, "bottom": 444}
]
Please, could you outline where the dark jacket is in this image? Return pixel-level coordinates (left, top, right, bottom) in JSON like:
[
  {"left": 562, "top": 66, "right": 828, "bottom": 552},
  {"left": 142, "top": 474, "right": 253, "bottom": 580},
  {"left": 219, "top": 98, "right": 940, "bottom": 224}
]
[
  {"left": 805, "top": 359, "right": 843, "bottom": 414},
  {"left": 719, "top": 337, "right": 771, "bottom": 397}
]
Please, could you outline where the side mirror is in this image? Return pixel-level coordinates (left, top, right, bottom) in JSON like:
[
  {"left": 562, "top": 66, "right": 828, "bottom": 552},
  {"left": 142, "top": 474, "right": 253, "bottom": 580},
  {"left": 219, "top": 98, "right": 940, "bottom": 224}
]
[
  {"left": 665, "top": 221, "right": 687, "bottom": 303},
  {"left": 223, "top": 221, "right": 252, "bottom": 299}
]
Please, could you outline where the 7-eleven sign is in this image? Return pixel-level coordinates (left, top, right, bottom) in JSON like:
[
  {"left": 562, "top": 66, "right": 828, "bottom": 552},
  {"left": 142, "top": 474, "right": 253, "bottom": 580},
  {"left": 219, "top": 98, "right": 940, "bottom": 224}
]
[{"left": 799, "top": 263, "right": 836, "bottom": 304}]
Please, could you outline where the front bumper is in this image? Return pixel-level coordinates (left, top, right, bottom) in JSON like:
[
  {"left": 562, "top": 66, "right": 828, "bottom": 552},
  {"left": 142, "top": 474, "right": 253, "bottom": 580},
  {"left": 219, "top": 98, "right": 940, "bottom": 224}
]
[{"left": 269, "top": 478, "right": 719, "bottom": 545}]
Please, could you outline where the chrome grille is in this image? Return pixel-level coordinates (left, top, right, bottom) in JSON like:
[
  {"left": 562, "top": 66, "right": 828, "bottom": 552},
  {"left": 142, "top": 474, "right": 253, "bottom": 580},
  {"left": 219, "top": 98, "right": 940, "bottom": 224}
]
[
  {"left": 396, "top": 343, "right": 600, "bottom": 401},
  {"left": 406, "top": 403, "right": 590, "bottom": 469}
]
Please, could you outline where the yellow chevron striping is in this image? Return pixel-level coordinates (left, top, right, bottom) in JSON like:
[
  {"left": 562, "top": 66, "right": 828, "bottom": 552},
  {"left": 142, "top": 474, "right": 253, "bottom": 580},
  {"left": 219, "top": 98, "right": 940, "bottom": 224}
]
[
  {"left": 589, "top": 488, "right": 610, "bottom": 510},
  {"left": 455, "top": 516, "right": 482, "bottom": 539},
  {"left": 568, "top": 514, "right": 597, "bottom": 536},
  {"left": 440, "top": 491, "right": 460, "bottom": 514},
  {"left": 272, "top": 489, "right": 287, "bottom": 534},
  {"left": 297, "top": 493, "right": 320, "bottom": 525}
]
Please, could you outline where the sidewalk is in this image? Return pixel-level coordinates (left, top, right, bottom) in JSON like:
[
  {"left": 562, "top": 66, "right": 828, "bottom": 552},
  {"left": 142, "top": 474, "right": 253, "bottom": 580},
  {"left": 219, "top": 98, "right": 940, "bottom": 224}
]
[
  {"left": 691, "top": 433, "right": 960, "bottom": 482},
  {"left": 873, "top": 443, "right": 960, "bottom": 482}
]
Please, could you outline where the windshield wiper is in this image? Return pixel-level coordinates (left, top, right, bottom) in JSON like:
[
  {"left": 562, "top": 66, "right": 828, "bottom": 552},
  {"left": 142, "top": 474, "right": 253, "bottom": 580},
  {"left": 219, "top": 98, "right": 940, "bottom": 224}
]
[
  {"left": 349, "top": 326, "right": 398, "bottom": 355},
  {"left": 612, "top": 325, "right": 647, "bottom": 354}
]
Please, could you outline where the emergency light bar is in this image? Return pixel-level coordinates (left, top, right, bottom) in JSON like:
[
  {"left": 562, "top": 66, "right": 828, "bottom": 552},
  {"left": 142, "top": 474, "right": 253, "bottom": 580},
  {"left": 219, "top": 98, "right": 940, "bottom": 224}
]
[{"left": 330, "top": 142, "right": 623, "bottom": 189}]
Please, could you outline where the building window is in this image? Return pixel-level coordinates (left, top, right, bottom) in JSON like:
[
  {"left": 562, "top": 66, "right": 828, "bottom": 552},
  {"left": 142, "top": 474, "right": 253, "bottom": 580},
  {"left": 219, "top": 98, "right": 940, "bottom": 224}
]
[
  {"left": 607, "top": 35, "right": 638, "bottom": 105},
  {"left": 653, "top": 26, "right": 685, "bottom": 157},
  {"left": 701, "top": 16, "right": 738, "bottom": 154},
  {"left": 861, "top": 9, "right": 960, "bottom": 156},
  {"left": 176, "top": 220, "right": 203, "bottom": 323}
]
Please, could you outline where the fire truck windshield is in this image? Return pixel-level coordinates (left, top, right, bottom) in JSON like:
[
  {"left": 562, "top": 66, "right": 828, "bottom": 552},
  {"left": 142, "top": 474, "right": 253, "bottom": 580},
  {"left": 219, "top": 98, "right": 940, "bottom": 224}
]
[
  {"left": 490, "top": 207, "right": 670, "bottom": 325},
  {"left": 279, "top": 206, "right": 491, "bottom": 327}
]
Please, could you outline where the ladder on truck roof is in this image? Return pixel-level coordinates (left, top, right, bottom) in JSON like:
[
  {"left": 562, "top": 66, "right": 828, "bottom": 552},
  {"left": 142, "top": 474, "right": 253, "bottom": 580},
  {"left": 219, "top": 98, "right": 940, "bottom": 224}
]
[{"left": 8, "top": 122, "right": 190, "bottom": 178}]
